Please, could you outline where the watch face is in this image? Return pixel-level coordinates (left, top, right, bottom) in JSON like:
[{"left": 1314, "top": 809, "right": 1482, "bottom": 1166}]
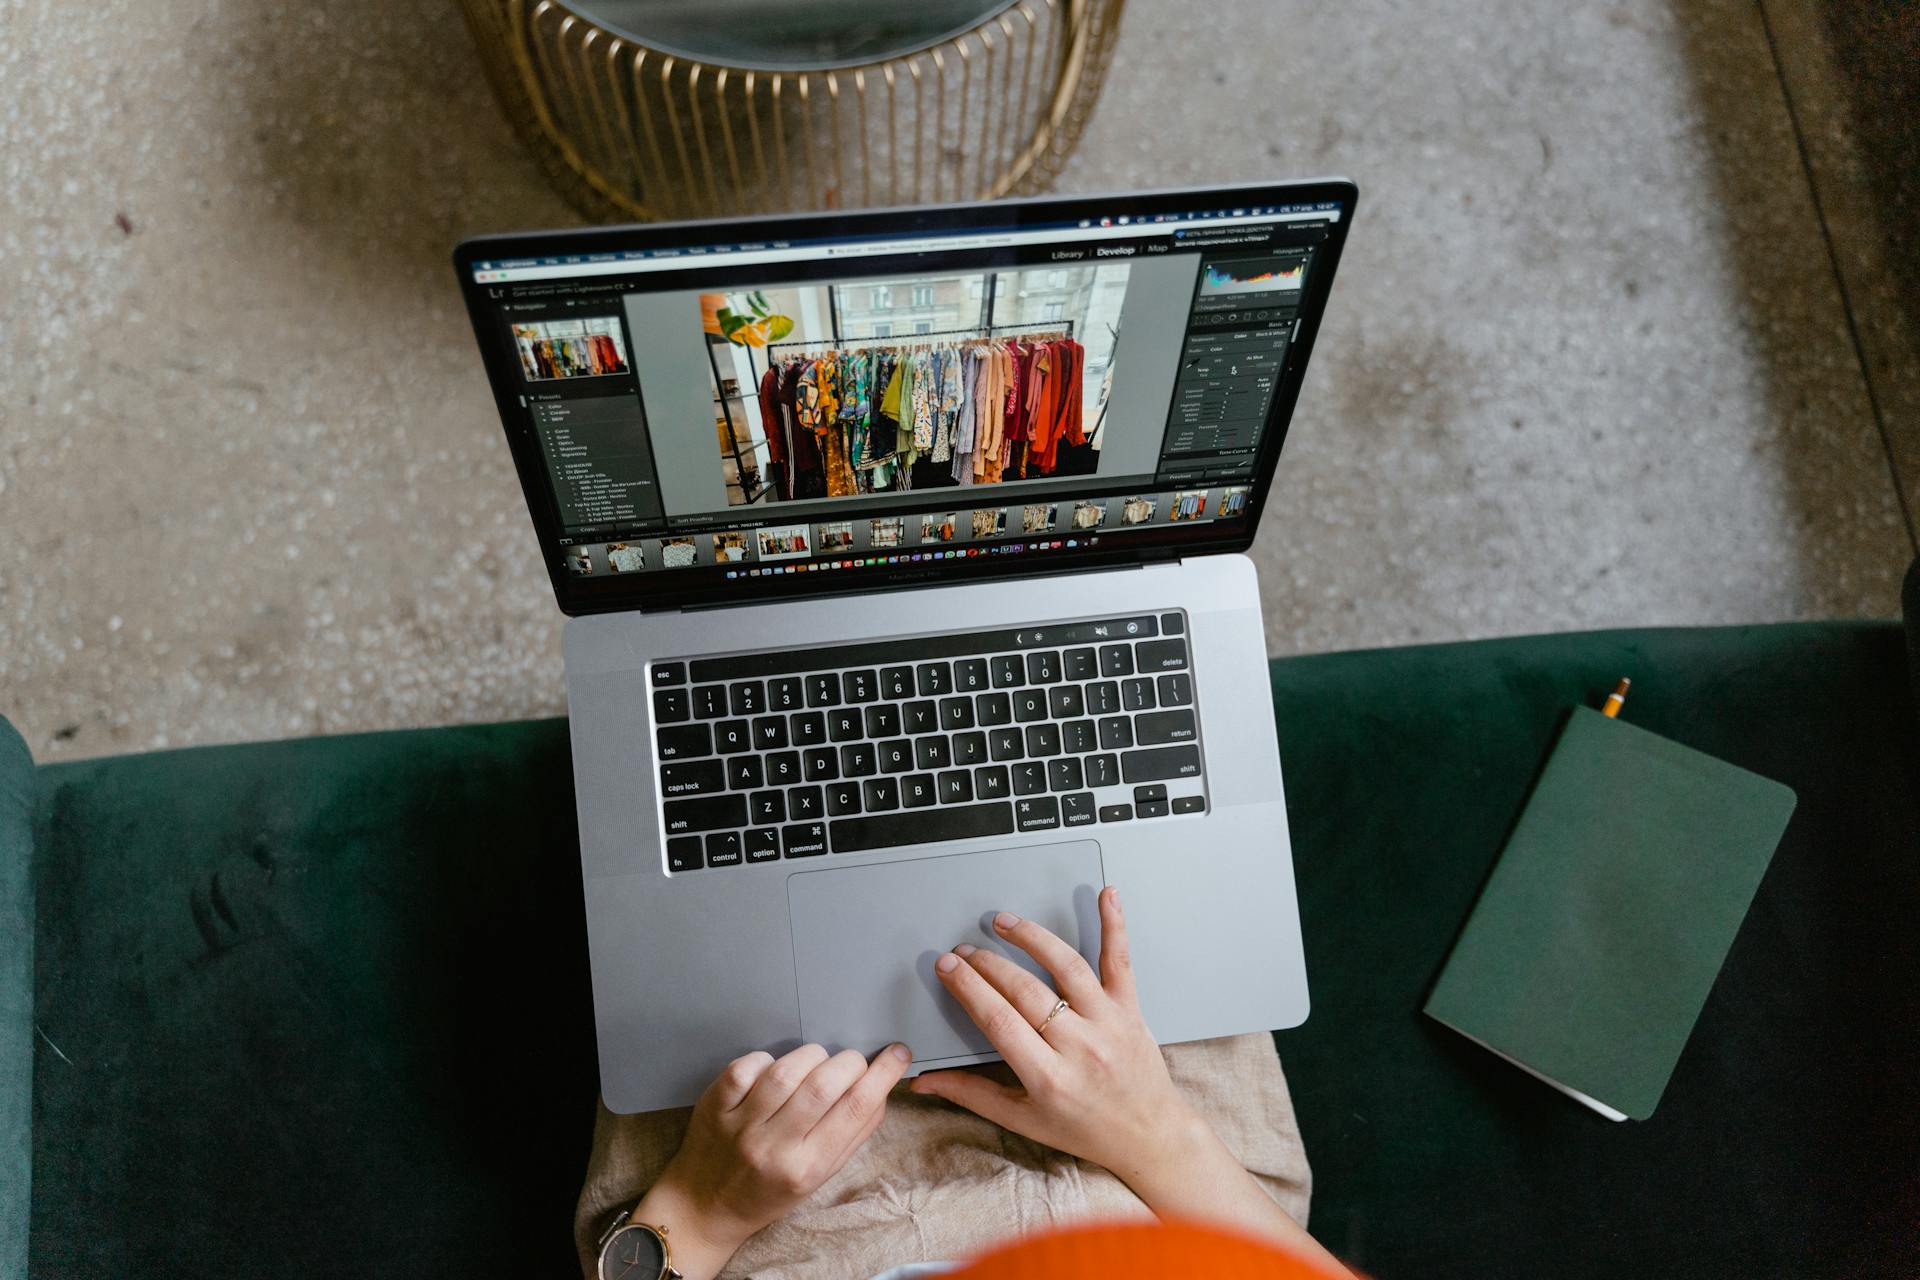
[{"left": 602, "top": 1224, "right": 666, "bottom": 1280}]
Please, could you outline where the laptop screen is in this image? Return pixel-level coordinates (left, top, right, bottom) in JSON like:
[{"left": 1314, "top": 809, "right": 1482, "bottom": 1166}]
[{"left": 455, "top": 181, "right": 1355, "bottom": 613}]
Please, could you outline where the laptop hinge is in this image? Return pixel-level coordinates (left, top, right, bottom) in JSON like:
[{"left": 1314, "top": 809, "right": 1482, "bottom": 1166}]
[{"left": 659, "top": 560, "right": 1153, "bottom": 615}]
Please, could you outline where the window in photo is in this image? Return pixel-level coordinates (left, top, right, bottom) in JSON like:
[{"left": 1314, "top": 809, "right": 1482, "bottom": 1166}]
[
  {"left": 756, "top": 523, "right": 811, "bottom": 561},
  {"left": 1219, "top": 486, "right": 1250, "bottom": 518},
  {"left": 712, "top": 531, "right": 751, "bottom": 563},
  {"left": 971, "top": 508, "right": 1005, "bottom": 538},
  {"left": 920, "top": 512, "right": 960, "bottom": 543},
  {"left": 869, "top": 517, "right": 905, "bottom": 549},
  {"left": 513, "top": 317, "right": 629, "bottom": 382},
  {"left": 1120, "top": 496, "right": 1158, "bottom": 526},
  {"left": 816, "top": 521, "right": 855, "bottom": 554},
  {"left": 1070, "top": 500, "right": 1106, "bottom": 530},
  {"left": 606, "top": 542, "right": 647, "bottom": 574},
  {"left": 660, "top": 537, "right": 698, "bottom": 569},
  {"left": 1170, "top": 490, "right": 1210, "bottom": 522},
  {"left": 1022, "top": 503, "right": 1058, "bottom": 534}
]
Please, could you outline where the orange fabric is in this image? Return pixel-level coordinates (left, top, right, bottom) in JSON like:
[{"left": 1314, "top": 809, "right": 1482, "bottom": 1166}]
[{"left": 947, "top": 1219, "right": 1345, "bottom": 1280}]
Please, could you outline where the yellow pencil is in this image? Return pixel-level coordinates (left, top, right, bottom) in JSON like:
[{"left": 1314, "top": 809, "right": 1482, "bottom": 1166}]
[{"left": 1601, "top": 677, "right": 1631, "bottom": 719}]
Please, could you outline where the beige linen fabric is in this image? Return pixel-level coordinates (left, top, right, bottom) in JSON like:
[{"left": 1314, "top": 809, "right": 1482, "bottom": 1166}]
[{"left": 574, "top": 1034, "right": 1312, "bottom": 1279}]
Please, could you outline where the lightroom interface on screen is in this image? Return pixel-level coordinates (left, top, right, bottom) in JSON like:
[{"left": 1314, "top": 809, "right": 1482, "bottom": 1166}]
[{"left": 468, "top": 199, "right": 1341, "bottom": 583}]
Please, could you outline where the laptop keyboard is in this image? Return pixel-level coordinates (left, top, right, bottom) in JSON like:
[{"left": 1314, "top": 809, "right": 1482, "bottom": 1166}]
[{"left": 649, "top": 612, "right": 1207, "bottom": 871}]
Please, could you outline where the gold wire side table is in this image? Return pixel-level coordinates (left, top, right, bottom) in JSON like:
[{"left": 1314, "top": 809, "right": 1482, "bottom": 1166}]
[{"left": 458, "top": 0, "right": 1126, "bottom": 221}]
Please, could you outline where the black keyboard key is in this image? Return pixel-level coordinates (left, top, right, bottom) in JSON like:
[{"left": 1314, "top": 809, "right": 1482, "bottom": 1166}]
[
  {"left": 768, "top": 676, "right": 805, "bottom": 711},
  {"left": 657, "top": 723, "right": 712, "bottom": 761},
  {"left": 653, "top": 688, "right": 690, "bottom": 722},
  {"left": 791, "top": 711, "right": 827, "bottom": 746},
  {"left": 914, "top": 736, "right": 951, "bottom": 770},
  {"left": 880, "top": 665, "right": 915, "bottom": 699},
  {"left": 862, "top": 777, "right": 901, "bottom": 812},
  {"left": 717, "top": 720, "right": 755, "bottom": 754},
  {"left": 1062, "top": 719, "right": 1097, "bottom": 754},
  {"left": 1134, "top": 784, "right": 1168, "bottom": 803},
  {"left": 878, "top": 739, "right": 914, "bottom": 773},
  {"left": 843, "top": 669, "right": 878, "bottom": 703},
  {"left": 1014, "top": 795, "right": 1060, "bottom": 833},
  {"left": 728, "top": 754, "right": 765, "bottom": 790},
  {"left": 990, "top": 655, "right": 1024, "bottom": 688},
  {"left": 952, "top": 730, "right": 988, "bottom": 766},
  {"left": 749, "top": 790, "right": 787, "bottom": 824},
  {"left": 1136, "top": 709, "right": 1198, "bottom": 745},
  {"left": 1013, "top": 689, "right": 1048, "bottom": 723},
  {"left": 865, "top": 704, "right": 902, "bottom": 738},
  {"left": 1025, "top": 650, "right": 1062, "bottom": 684},
  {"left": 1121, "top": 745, "right": 1203, "bottom": 783},
  {"left": 705, "top": 832, "right": 743, "bottom": 867},
  {"left": 953, "top": 658, "right": 990, "bottom": 692},
  {"left": 729, "top": 681, "right": 764, "bottom": 716},
  {"left": 1138, "top": 799, "right": 1170, "bottom": 819},
  {"left": 764, "top": 751, "right": 801, "bottom": 786},
  {"left": 664, "top": 794, "right": 748, "bottom": 834},
  {"left": 1024, "top": 723, "right": 1062, "bottom": 757},
  {"left": 938, "top": 770, "right": 974, "bottom": 804},
  {"left": 1156, "top": 673, "right": 1193, "bottom": 707},
  {"left": 840, "top": 743, "right": 878, "bottom": 777},
  {"left": 806, "top": 674, "right": 842, "bottom": 707},
  {"left": 1049, "top": 758, "right": 1085, "bottom": 792},
  {"left": 1085, "top": 753, "right": 1120, "bottom": 788},
  {"left": 1086, "top": 681, "right": 1120, "bottom": 716},
  {"left": 975, "top": 692, "right": 1013, "bottom": 726},
  {"left": 1097, "top": 717, "right": 1133, "bottom": 750},
  {"left": 1099, "top": 803, "right": 1133, "bottom": 823},
  {"left": 802, "top": 747, "right": 838, "bottom": 781},
  {"left": 903, "top": 700, "right": 939, "bottom": 734},
  {"left": 783, "top": 822, "right": 828, "bottom": 857},
  {"left": 825, "top": 781, "right": 863, "bottom": 816},
  {"left": 901, "top": 773, "right": 938, "bottom": 808},
  {"left": 1048, "top": 685, "right": 1085, "bottom": 719},
  {"left": 1063, "top": 647, "right": 1098, "bottom": 680},
  {"left": 1099, "top": 645, "right": 1134, "bottom": 677},
  {"left": 828, "top": 708, "right": 863, "bottom": 742},
  {"left": 1011, "top": 761, "right": 1048, "bottom": 795},
  {"left": 692, "top": 684, "right": 727, "bottom": 719},
  {"left": 988, "top": 727, "right": 1025, "bottom": 761},
  {"left": 939, "top": 696, "right": 975, "bottom": 730},
  {"left": 830, "top": 801, "right": 1015, "bottom": 854},
  {"left": 1122, "top": 678, "right": 1156, "bottom": 712},
  {"left": 1136, "top": 639, "right": 1190, "bottom": 672},
  {"left": 667, "top": 835, "right": 703, "bottom": 871},
  {"left": 661, "top": 759, "right": 725, "bottom": 797},
  {"left": 652, "top": 662, "right": 687, "bottom": 687},
  {"left": 1061, "top": 792, "right": 1096, "bottom": 827},
  {"left": 752, "top": 716, "right": 789, "bottom": 750},
  {"left": 916, "top": 662, "right": 953, "bottom": 697},
  {"left": 1172, "top": 795, "right": 1206, "bottom": 815},
  {"left": 974, "top": 764, "right": 1011, "bottom": 800},
  {"left": 745, "top": 827, "right": 781, "bottom": 862},
  {"left": 788, "top": 785, "right": 824, "bottom": 820}
]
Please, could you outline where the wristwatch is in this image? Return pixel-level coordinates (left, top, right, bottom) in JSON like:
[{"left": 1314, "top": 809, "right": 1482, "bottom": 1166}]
[{"left": 597, "top": 1207, "right": 685, "bottom": 1280}]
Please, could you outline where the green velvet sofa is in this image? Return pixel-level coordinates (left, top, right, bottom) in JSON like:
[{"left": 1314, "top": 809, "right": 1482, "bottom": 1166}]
[{"left": 7, "top": 611, "right": 1918, "bottom": 1278}]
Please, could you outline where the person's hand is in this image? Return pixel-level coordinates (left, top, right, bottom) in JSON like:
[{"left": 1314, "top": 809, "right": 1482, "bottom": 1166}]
[
  {"left": 630, "top": 1042, "right": 912, "bottom": 1280},
  {"left": 907, "top": 886, "right": 1200, "bottom": 1183}
]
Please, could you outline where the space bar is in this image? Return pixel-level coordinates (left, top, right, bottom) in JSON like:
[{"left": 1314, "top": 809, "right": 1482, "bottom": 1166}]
[{"left": 830, "top": 803, "right": 1016, "bottom": 854}]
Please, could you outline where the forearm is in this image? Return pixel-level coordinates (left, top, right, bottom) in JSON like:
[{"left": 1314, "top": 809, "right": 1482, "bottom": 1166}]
[
  {"left": 627, "top": 1173, "right": 753, "bottom": 1280},
  {"left": 1117, "top": 1106, "right": 1353, "bottom": 1278}
]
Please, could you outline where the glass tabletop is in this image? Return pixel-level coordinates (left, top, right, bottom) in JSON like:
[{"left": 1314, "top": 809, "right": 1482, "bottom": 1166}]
[{"left": 566, "top": 0, "right": 1017, "bottom": 71}]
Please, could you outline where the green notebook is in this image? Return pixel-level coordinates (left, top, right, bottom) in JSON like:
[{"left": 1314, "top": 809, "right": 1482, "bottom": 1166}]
[{"left": 1424, "top": 706, "right": 1796, "bottom": 1121}]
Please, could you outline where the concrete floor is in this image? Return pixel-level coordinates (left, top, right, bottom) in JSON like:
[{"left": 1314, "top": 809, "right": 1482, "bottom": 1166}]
[{"left": 2, "top": 0, "right": 1913, "bottom": 763}]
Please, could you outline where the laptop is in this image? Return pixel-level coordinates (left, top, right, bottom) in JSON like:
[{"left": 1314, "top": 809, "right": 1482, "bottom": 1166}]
[{"left": 454, "top": 180, "right": 1358, "bottom": 1112}]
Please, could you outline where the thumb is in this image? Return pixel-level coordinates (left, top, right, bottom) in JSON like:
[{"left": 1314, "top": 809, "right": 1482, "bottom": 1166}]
[{"left": 908, "top": 1068, "right": 1025, "bottom": 1129}]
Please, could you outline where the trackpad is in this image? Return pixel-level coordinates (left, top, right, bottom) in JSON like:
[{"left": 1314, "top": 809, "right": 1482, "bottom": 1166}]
[{"left": 787, "top": 841, "right": 1104, "bottom": 1065}]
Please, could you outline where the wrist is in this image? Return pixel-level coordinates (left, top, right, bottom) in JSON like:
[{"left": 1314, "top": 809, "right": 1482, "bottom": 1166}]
[
  {"left": 629, "top": 1171, "right": 754, "bottom": 1280},
  {"left": 1111, "top": 1101, "right": 1232, "bottom": 1209}
]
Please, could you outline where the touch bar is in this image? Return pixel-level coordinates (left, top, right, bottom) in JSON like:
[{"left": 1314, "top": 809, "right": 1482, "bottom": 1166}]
[{"left": 689, "top": 616, "right": 1161, "bottom": 683}]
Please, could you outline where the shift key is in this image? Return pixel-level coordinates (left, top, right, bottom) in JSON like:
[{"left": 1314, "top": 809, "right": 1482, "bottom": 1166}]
[
  {"left": 664, "top": 794, "right": 748, "bottom": 834},
  {"left": 1134, "top": 710, "right": 1197, "bottom": 745},
  {"left": 1120, "top": 745, "right": 1202, "bottom": 783}
]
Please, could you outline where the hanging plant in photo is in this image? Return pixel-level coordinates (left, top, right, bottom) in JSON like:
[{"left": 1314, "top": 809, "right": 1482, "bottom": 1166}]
[{"left": 701, "top": 291, "right": 794, "bottom": 346}]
